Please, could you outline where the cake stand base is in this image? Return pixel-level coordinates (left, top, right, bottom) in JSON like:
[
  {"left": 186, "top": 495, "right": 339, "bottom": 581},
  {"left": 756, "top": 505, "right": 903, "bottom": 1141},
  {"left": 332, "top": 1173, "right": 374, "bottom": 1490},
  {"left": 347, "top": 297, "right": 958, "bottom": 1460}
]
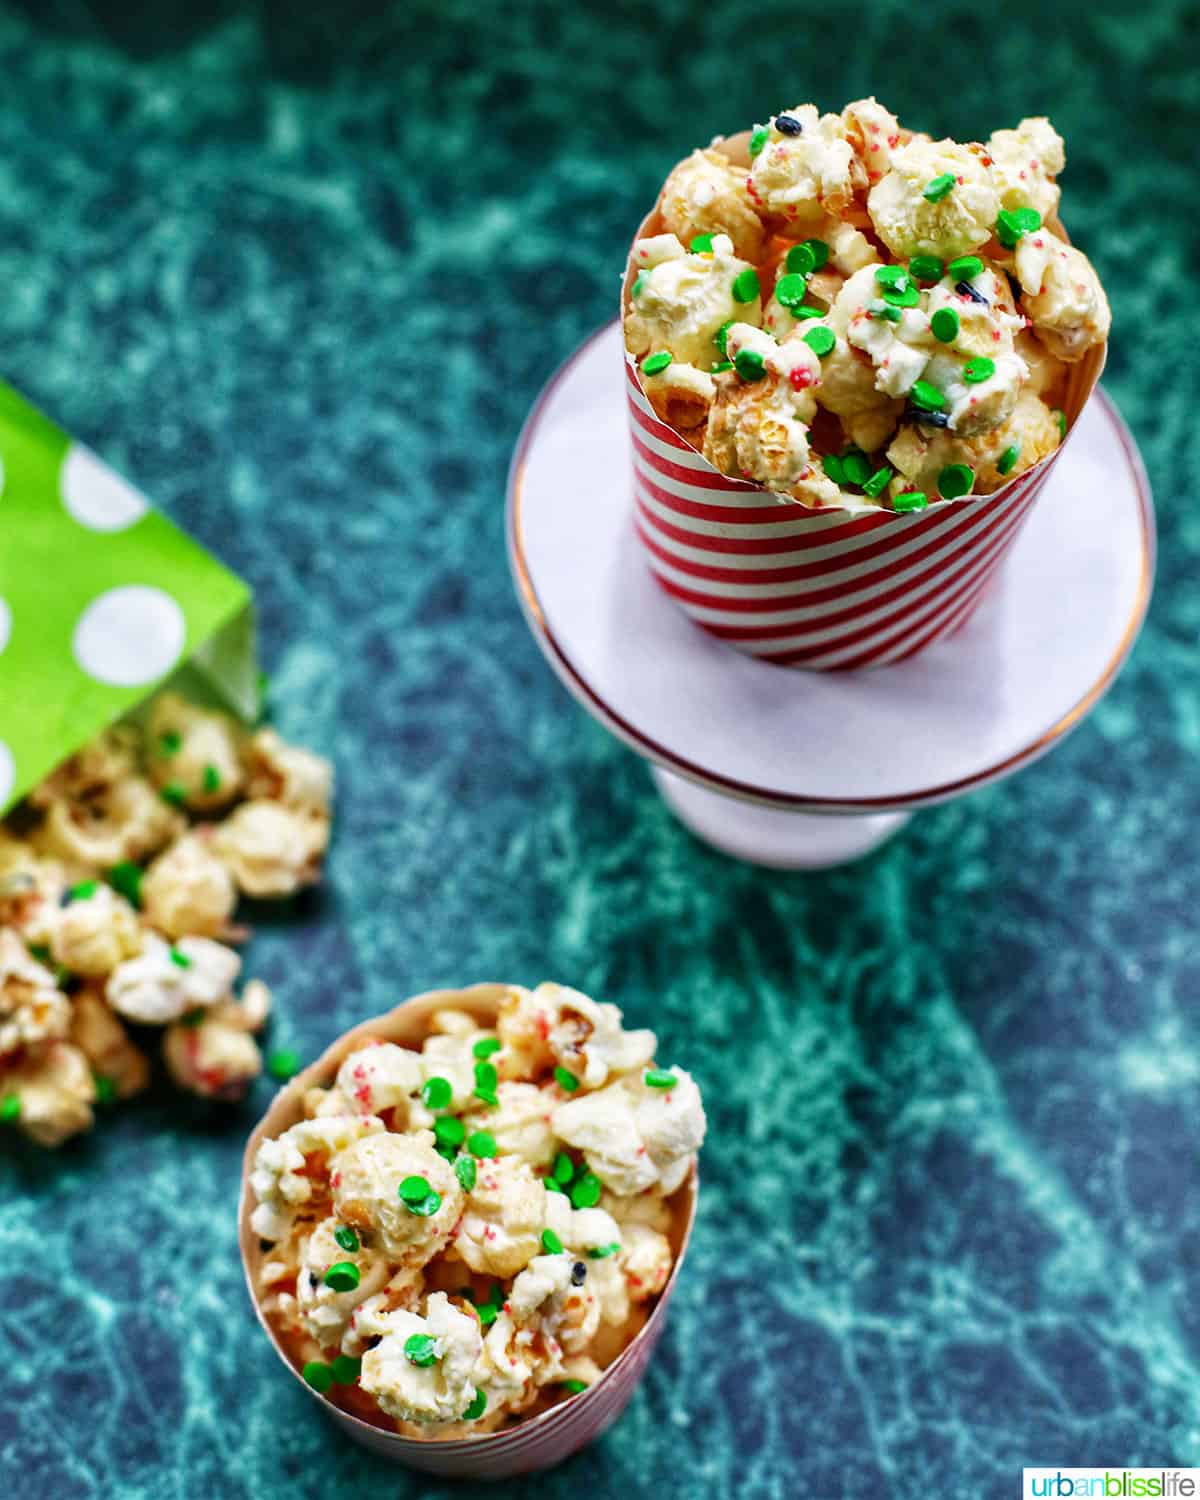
[{"left": 652, "top": 767, "right": 911, "bottom": 868}]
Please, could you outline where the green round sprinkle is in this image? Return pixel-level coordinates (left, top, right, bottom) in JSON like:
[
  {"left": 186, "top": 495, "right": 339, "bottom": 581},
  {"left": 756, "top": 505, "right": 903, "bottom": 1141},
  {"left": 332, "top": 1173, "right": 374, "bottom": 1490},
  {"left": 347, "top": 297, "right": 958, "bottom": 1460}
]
[
  {"left": 734, "top": 348, "right": 765, "bottom": 382},
  {"left": 804, "top": 326, "right": 836, "bottom": 358},
  {"left": 963, "top": 357, "right": 995, "bottom": 384},
  {"left": 93, "top": 1073, "right": 117, "bottom": 1105},
  {"left": 404, "top": 1333, "right": 440, "bottom": 1368},
  {"left": 554, "top": 1067, "right": 579, "bottom": 1093},
  {"left": 947, "top": 255, "right": 983, "bottom": 281},
  {"left": 456, "top": 1155, "right": 478, "bottom": 1191},
  {"left": 802, "top": 238, "right": 829, "bottom": 270},
  {"left": 463, "top": 1388, "right": 487, "bottom": 1421},
  {"left": 160, "top": 782, "right": 187, "bottom": 808},
  {"left": 561, "top": 1379, "right": 589, "bottom": 1395},
  {"left": 468, "top": 1130, "right": 497, "bottom": 1158},
  {"left": 587, "top": 1242, "right": 621, "bottom": 1260},
  {"left": 202, "top": 764, "right": 221, "bottom": 794},
  {"left": 785, "top": 243, "right": 816, "bottom": 277},
  {"left": 422, "top": 1076, "right": 452, "bottom": 1110},
  {"left": 68, "top": 879, "right": 99, "bottom": 903},
  {"left": 644, "top": 1069, "right": 678, "bottom": 1089},
  {"left": 715, "top": 320, "right": 733, "bottom": 356},
  {"left": 324, "top": 1261, "right": 361, "bottom": 1293},
  {"left": 863, "top": 466, "right": 893, "bottom": 500},
  {"left": 641, "top": 350, "right": 673, "bottom": 377},
  {"left": 0, "top": 1094, "right": 20, "bottom": 1124},
  {"left": 551, "top": 1151, "right": 575, "bottom": 1185},
  {"left": 541, "top": 1229, "right": 564, "bottom": 1254},
  {"left": 473, "top": 1037, "right": 500, "bottom": 1060},
  {"left": 477, "top": 1301, "right": 499, "bottom": 1327},
  {"left": 909, "top": 380, "right": 946, "bottom": 412},
  {"left": 893, "top": 491, "right": 929, "bottom": 513},
  {"left": 180, "top": 1008, "right": 205, "bottom": 1029},
  {"left": 158, "top": 730, "right": 182, "bottom": 757},
  {"left": 922, "top": 173, "right": 955, "bottom": 203},
  {"left": 399, "top": 1175, "right": 435, "bottom": 1204},
  {"left": 689, "top": 233, "right": 714, "bottom": 253},
  {"left": 841, "top": 451, "right": 872, "bottom": 487},
  {"left": 106, "top": 861, "right": 143, "bottom": 909},
  {"left": 938, "top": 464, "right": 975, "bottom": 499},
  {"left": 930, "top": 307, "right": 959, "bottom": 344},
  {"left": 474, "top": 1061, "right": 498, "bottom": 1093},
  {"left": 749, "top": 125, "right": 770, "bottom": 157},
  {"left": 791, "top": 305, "right": 824, "bottom": 320},
  {"left": 994, "top": 209, "right": 1023, "bottom": 249},
  {"left": 909, "top": 255, "right": 944, "bottom": 283},
  {"left": 870, "top": 304, "right": 902, "bottom": 323},
  {"left": 710, "top": 360, "right": 734, "bottom": 372},
  {"left": 631, "top": 271, "right": 647, "bottom": 299},
  {"left": 302, "top": 1361, "right": 334, "bottom": 1394},
  {"left": 268, "top": 1049, "right": 300, "bottom": 1081},
  {"left": 168, "top": 947, "right": 192, "bottom": 969},
  {"left": 881, "top": 282, "right": 920, "bottom": 309},
  {"left": 997, "top": 443, "right": 1021, "bottom": 476},
  {"left": 874, "top": 265, "right": 909, "bottom": 291},
  {"left": 823, "top": 453, "right": 847, "bottom": 485},
  {"left": 434, "top": 1115, "right": 466, "bottom": 1148},
  {"left": 1014, "top": 206, "right": 1042, "bottom": 233},
  {"left": 1055, "top": 409, "right": 1067, "bottom": 439},
  {"left": 474, "top": 1089, "right": 500, "bottom": 1109},
  {"left": 333, "top": 1225, "right": 359, "bottom": 1253},
  {"left": 570, "top": 1172, "right": 603, "bottom": 1210},
  {"left": 731, "top": 268, "right": 760, "bottom": 304},
  {"left": 330, "top": 1355, "right": 361, "bottom": 1385},
  {"left": 773, "top": 273, "right": 808, "bottom": 309}
]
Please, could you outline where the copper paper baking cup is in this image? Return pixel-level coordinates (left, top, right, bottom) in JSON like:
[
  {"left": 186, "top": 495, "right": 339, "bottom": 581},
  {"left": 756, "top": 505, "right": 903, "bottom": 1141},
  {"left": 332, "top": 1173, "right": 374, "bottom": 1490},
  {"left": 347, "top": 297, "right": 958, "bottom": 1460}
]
[
  {"left": 238, "top": 984, "right": 698, "bottom": 1480},
  {"left": 623, "top": 132, "right": 1106, "bottom": 670}
]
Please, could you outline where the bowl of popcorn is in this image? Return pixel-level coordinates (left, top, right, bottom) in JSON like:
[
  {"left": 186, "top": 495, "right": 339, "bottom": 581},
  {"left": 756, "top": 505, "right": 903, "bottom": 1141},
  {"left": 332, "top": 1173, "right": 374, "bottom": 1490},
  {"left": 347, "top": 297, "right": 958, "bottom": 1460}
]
[
  {"left": 623, "top": 100, "right": 1110, "bottom": 669},
  {"left": 0, "top": 691, "right": 332, "bottom": 1145},
  {"left": 238, "top": 982, "right": 705, "bottom": 1479}
]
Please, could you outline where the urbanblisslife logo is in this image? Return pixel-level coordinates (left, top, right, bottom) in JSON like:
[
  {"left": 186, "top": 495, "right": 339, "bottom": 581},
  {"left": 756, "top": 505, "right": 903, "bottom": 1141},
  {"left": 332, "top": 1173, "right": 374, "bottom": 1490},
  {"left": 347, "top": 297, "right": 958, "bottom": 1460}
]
[{"left": 1023, "top": 1472, "right": 1200, "bottom": 1497}]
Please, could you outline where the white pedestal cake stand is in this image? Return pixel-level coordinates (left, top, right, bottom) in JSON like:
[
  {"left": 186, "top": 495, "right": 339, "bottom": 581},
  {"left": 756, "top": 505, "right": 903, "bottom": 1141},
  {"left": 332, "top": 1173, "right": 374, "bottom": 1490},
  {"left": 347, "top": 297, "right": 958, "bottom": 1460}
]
[{"left": 507, "top": 323, "right": 1155, "bottom": 869}]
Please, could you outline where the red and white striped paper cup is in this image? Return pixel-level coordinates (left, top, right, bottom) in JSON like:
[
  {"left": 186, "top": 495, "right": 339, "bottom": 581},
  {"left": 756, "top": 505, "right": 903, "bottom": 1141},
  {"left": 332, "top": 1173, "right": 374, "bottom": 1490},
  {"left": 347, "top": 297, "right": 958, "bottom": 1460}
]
[
  {"left": 239, "top": 984, "right": 698, "bottom": 1481},
  {"left": 624, "top": 137, "right": 1105, "bottom": 670}
]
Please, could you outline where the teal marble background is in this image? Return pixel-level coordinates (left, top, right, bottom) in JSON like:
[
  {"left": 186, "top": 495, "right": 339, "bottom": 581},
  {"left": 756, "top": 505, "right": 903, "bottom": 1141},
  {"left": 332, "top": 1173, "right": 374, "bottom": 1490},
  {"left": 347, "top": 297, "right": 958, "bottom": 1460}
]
[{"left": 0, "top": 3, "right": 1197, "bottom": 1496}]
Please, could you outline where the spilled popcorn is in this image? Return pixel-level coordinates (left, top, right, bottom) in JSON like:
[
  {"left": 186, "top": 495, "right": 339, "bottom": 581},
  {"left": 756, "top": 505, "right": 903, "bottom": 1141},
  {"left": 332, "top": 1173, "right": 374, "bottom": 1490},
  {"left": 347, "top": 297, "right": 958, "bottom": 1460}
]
[
  {"left": 0, "top": 692, "right": 333, "bottom": 1145},
  {"left": 247, "top": 984, "right": 705, "bottom": 1437}
]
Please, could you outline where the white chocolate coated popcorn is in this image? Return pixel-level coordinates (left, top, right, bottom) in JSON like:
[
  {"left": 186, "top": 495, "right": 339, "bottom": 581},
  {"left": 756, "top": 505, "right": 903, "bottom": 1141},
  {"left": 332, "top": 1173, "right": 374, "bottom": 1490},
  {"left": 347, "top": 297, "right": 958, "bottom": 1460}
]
[
  {"left": 453, "top": 1155, "right": 547, "bottom": 1278},
  {"left": 106, "top": 932, "right": 240, "bottom": 1025},
  {"left": 748, "top": 105, "right": 859, "bottom": 226},
  {"left": 336, "top": 1041, "right": 423, "bottom": 1117},
  {"left": 988, "top": 116, "right": 1065, "bottom": 220},
  {"left": 49, "top": 884, "right": 142, "bottom": 977},
  {"left": 703, "top": 325, "right": 822, "bottom": 492},
  {"left": 250, "top": 1114, "right": 384, "bottom": 1241},
  {"left": 296, "top": 1217, "right": 391, "bottom": 1351},
  {"left": 0, "top": 929, "right": 70, "bottom": 1057},
  {"left": 212, "top": 800, "right": 328, "bottom": 898},
  {"left": 2, "top": 1041, "right": 95, "bottom": 1147},
  {"left": 624, "top": 232, "right": 761, "bottom": 369},
  {"left": 360, "top": 1293, "right": 482, "bottom": 1426},
  {"left": 553, "top": 1067, "right": 706, "bottom": 1197},
  {"left": 331, "top": 1131, "right": 463, "bottom": 1266},
  {"left": 868, "top": 139, "right": 999, "bottom": 259},
  {"left": 660, "top": 147, "right": 765, "bottom": 263},
  {"left": 1015, "top": 230, "right": 1111, "bottom": 361},
  {"left": 148, "top": 693, "right": 244, "bottom": 812},
  {"left": 141, "top": 833, "right": 237, "bottom": 940}
]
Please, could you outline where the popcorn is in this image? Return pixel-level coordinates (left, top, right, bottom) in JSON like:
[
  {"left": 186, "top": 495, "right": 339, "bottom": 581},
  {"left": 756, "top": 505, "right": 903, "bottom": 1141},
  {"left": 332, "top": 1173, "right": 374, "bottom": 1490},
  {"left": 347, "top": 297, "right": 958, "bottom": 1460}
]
[
  {"left": 624, "top": 232, "right": 762, "bottom": 369},
  {"left": 659, "top": 147, "right": 766, "bottom": 263},
  {"left": 331, "top": 1131, "right": 463, "bottom": 1265},
  {"left": 0, "top": 929, "right": 70, "bottom": 1057},
  {"left": 141, "top": 833, "right": 237, "bottom": 940},
  {"left": 360, "top": 1293, "right": 482, "bottom": 1426},
  {"left": 106, "top": 933, "right": 241, "bottom": 1025},
  {"left": 147, "top": 693, "right": 244, "bottom": 812},
  {"left": 49, "top": 884, "right": 142, "bottom": 977},
  {"left": 211, "top": 800, "right": 328, "bottom": 898},
  {"left": 552, "top": 1067, "right": 706, "bottom": 1197},
  {"left": 247, "top": 985, "right": 703, "bottom": 1438},
  {"left": 1, "top": 691, "right": 333, "bottom": 1147},
  {"left": 625, "top": 99, "right": 1105, "bottom": 507},
  {"left": 1, "top": 1040, "right": 96, "bottom": 1147}
]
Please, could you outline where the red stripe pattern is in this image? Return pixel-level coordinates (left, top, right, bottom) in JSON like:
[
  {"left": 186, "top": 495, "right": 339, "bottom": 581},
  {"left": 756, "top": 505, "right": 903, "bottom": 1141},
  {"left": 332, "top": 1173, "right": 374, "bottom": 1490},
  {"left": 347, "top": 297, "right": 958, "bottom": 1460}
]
[{"left": 626, "top": 359, "right": 1062, "bottom": 670}]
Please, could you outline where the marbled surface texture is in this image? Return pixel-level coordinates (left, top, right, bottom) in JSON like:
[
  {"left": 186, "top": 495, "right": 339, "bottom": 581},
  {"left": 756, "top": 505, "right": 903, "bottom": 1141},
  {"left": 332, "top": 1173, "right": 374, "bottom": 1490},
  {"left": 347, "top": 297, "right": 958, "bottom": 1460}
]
[{"left": 0, "top": 2, "right": 1197, "bottom": 1497}]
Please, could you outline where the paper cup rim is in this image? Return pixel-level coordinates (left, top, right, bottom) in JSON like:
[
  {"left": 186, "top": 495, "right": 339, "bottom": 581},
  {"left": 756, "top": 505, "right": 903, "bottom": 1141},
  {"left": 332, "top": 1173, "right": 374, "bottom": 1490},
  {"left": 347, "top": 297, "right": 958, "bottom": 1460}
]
[
  {"left": 622, "top": 131, "right": 1107, "bottom": 517},
  {"left": 238, "top": 983, "right": 699, "bottom": 1460}
]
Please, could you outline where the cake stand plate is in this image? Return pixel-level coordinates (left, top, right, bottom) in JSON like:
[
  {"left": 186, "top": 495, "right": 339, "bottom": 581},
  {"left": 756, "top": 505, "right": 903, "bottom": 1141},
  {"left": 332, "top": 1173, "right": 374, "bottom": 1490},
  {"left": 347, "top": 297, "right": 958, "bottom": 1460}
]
[{"left": 507, "top": 323, "right": 1154, "bottom": 868}]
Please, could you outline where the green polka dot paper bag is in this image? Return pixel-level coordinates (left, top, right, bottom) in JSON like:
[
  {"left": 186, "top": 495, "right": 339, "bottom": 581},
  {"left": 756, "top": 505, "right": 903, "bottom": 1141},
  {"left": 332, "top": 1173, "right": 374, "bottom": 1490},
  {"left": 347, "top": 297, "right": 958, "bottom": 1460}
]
[{"left": 0, "top": 382, "right": 256, "bottom": 812}]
